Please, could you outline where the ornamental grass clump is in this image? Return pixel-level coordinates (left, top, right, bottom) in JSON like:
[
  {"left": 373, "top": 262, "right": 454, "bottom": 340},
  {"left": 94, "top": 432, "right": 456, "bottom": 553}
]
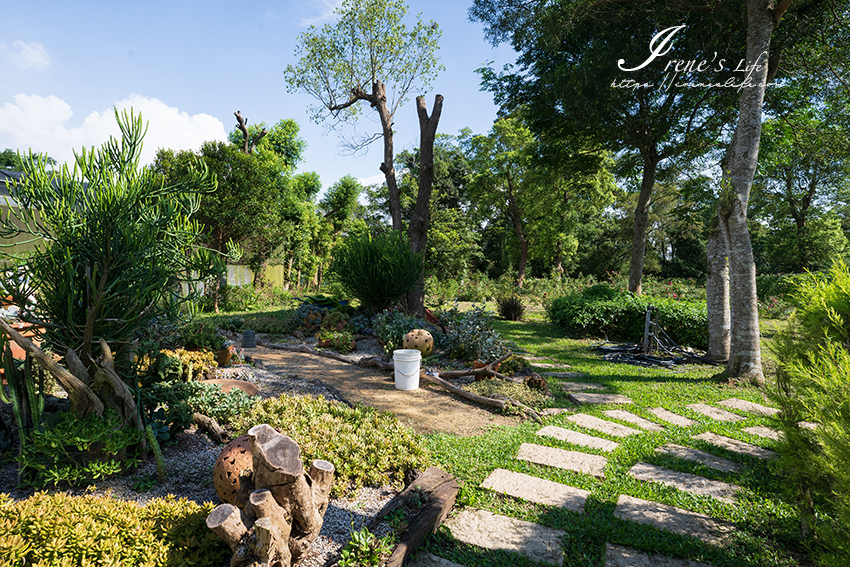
[
  {"left": 330, "top": 230, "right": 424, "bottom": 312},
  {"left": 237, "top": 394, "right": 429, "bottom": 496}
]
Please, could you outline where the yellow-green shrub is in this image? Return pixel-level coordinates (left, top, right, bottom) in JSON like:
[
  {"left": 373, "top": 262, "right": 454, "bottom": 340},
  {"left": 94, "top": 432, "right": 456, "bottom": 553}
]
[
  {"left": 0, "top": 492, "right": 228, "bottom": 566},
  {"left": 237, "top": 395, "right": 430, "bottom": 496}
]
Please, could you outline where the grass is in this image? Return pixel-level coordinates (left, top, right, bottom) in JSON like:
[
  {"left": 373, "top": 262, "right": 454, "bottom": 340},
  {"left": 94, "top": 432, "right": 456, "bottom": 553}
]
[{"left": 421, "top": 310, "right": 806, "bottom": 567}]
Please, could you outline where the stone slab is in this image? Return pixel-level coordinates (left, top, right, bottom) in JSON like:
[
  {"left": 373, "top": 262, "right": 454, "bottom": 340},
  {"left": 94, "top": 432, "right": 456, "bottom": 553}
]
[
  {"left": 605, "top": 544, "right": 715, "bottom": 567},
  {"left": 540, "top": 408, "right": 568, "bottom": 417},
  {"left": 517, "top": 442, "right": 608, "bottom": 477},
  {"left": 559, "top": 381, "right": 605, "bottom": 392},
  {"left": 627, "top": 462, "right": 738, "bottom": 502},
  {"left": 648, "top": 408, "right": 695, "bottom": 427},
  {"left": 717, "top": 398, "right": 779, "bottom": 417},
  {"left": 537, "top": 425, "right": 620, "bottom": 452},
  {"left": 531, "top": 362, "right": 571, "bottom": 369},
  {"left": 408, "top": 553, "right": 467, "bottom": 567},
  {"left": 603, "top": 410, "right": 665, "bottom": 431},
  {"left": 444, "top": 508, "right": 565, "bottom": 566},
  {"left": 567, "top": 413, "right": 640, "bottom": 437},
  {"left": 614, "top": 494, "right": 730, "bottom": 545},
  {"left": 686, "top": 403, "right": 744, "bottom": 422},
  {"left": 655, "top": 444, "right": 742, "bottom": 474},
  {"left": 569, "top": 392, "right": 633, "bottom": 405},
  {"left": 742, "top": 426, "right": 782, "bottom": 441},
  {"left": 694, "top": 432, "right": 775, "bottom": 459},
  {"left": 524, "top": 356, "right": 552, "bottom": 362},
  {"left": 481, "top": 468, "right": 589, "bottom": 512}
]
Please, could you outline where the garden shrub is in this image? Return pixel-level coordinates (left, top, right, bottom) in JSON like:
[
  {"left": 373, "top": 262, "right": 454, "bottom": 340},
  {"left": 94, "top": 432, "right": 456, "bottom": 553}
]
[
  {"left": 438, "top": 305, "right": 514, "bottom": 363},
  {"left": 330, "top": 230, "right": 424, "bottom": 312},
  {"left": 237, "top": 395, "right": 429, "bottom": 496},
  {"left": 243, "top": 314, "right": 301, "bottom": 335},
  {"left": 177, "top": 320, "right": 226, "bottom": 352},
  {"left": 373, "top": 311, "right": 442, "bottom": 355},
  {"left": 183, "top": 381, "right": 257, "bottom": 428},
  {"left": 0, "top": 492, "right": 228, "bottom": 566},
  {"left": 215, "top": 283, "right": 294, "bottom": 312},
  {"left": 769, "top": 261, "right": 850, "bottom": 565},
  {"left": 756, "top": 271, "right": 819, "bottom": 301},
  {"left": 546, "top": 286, "right": 708, "bottom": 349},
  {"left": 465, "top": 380, "right": 551, "bottom": 413},
  {"left": 496, "top": 294, "right": 525, "bottom": 320},
  {"left": 150, "top": 348, "right": 218, "bottom": 382}
]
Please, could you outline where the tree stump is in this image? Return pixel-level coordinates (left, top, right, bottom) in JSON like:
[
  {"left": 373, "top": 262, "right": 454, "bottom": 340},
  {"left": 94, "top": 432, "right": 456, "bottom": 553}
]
[{"left": 206, "top": 424, "right": 334, "bottom": 567}]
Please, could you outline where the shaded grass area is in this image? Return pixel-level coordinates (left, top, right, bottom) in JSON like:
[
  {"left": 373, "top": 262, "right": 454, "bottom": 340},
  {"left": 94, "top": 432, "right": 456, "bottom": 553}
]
[{"left": 422, "top": 314, "right": 806, "bottom": 567}]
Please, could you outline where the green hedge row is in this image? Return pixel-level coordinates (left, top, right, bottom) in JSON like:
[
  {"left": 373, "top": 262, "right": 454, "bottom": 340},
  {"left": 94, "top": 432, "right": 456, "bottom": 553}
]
[{"left": 545, "top": 285, "right": 708, "bottom": 349}]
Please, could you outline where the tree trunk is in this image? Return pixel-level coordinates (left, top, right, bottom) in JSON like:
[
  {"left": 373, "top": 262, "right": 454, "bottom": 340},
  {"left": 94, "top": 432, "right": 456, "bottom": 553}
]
[
  {"left": 706, "top": 218, "right": 730, "bottom": 362},
  {"left": 372, "top": 81, "right": 403, "bottom": 232},
  {"left": 717, "top": 0, "right": 775, "bottom": 385},
  {"left": 506, "top": 176, "right": 528, "bottom": 288},
  {"left": 628, "top": 154, "right": 658, "bottom": 295},
  {"left": 406, "top": 94, "right": 444, "bottom": 316}
]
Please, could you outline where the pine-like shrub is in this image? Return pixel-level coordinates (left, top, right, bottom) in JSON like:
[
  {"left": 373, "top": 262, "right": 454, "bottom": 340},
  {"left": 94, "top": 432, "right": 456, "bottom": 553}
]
[{"left": 329, "top": 230, "right": 424, "bottom": 312}]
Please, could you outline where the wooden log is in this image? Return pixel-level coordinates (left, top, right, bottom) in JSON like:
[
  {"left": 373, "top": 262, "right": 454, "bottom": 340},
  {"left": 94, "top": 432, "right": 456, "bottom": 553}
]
[
  {"left": 194, "top": 412, "right": 229, "bottom": 444},
  {"left": 248, "top": 424, "right": 304, "bottom": 486},
  {"left": 369, "top": 467, "right": 460, "bottom": 567},
  {"left": 419, "top": 370, "right": 541, "bottom": 423},
  {"left": 206, "top": 503, "right": 253, "bottom": 552},
  {"left": 249, "top": 489, "right": 292, "bottom": 542},
  {"left": 253, "top": 517, "right": 291, "bottom": 567},
  {"left": 309, "top": 459, "right": 335, "bottom": 517},
  {"left": 438, "top": 351, "right": 514, "bottom": 379}
]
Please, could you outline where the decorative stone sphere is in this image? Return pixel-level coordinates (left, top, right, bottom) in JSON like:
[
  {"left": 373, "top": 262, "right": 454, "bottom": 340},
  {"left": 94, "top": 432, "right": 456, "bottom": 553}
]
[
  {"left": 213, "top": 434, "right": 253, "bottom": 504},
  {"left": 402, "top": 329, "right": 434, "bottom": 357}
]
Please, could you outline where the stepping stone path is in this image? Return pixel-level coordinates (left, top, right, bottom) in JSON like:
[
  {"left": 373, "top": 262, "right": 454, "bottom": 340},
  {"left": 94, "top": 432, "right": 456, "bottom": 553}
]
[
  {"left": 686, "top": 403, "right": 744, "bottom": 422},
  {"left": 517, "top": 442, "right": 608, "bottom": 477},
  {"left": 560, "top": 381, "right": 605, "bottom": 392},
  {"left": 606, "top": 544, "right": 716, "bottom": 567},
  {"left": 627, "top": 462, "right": 738, "bottom": 502},
  {"left": 742, "top": 426, "right": 782, "bottom": 441},
  {"left": 648, "top": 407, "right": 695, "bottom": 427},
  {"left": 523, "top": 356, "right": 551, "bottom": 362},
  {"left": 603, "top": 410, "right": 665, "bottom": 431},
  {"left": 614, "top": 495, "right": 731, "bottom": 545},
  {"left": 480, "top": 468, "right": 589, "bottom": 512},
  {"left": 531, "top": 362, "right": 570, "bottom": 369},
  {"left": 718, "top": 398, "right": 779, "bottom": 416},
  {"left": 545, "top": 371, "right": 588, "bottom": 379},
  {"left": 568, "top": 413, "right": 640, "bottom": 437},
  {"left": 444, "top": 508, "right": 566, "bottom": 566},
  {"left": 569, "top": 392, "right": 633, "bottom": 405},
  {"left": 694, "top": 432, "right": 776, "bottom": 459},
  {"left": 408, "top": 553, "right": 467, "bottom": 567},
  {"left": 537, "top": 425, "right": 620, "bottom": 452},
  {"left": 656, "top": 444, "right": 742, "bottom": 473}
]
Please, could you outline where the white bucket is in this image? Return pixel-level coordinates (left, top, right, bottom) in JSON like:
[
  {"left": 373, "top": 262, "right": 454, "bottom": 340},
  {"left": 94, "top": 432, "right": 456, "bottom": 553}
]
[{"left": 393, "top": 349, "right": 421, "bottom": 390}]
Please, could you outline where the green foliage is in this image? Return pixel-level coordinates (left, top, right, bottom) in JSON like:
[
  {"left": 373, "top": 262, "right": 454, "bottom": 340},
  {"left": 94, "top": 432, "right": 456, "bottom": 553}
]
[
  {"left": 183, "top": 381, "right": 257, "bottom": 428},
  {"left": 338, "top": 526, "right": 393, "bottom": 567},
  {"left": 16, "top": 410, "right": 143, "bottom": 488},
  {"left": 145, "top": 425, "right": 166, "bottom": 482},
  {"left": 0, "top": 338, "right": 46, "bottom": 454},
  {"left": 769, "top": 261, "right": 850, "bottom": 565},
  {"left": 317, "top": 330, "right": 356, "bottom": 354},
  {"left": 496, "top": 294, "right": 525, "bottom": 321},
  {"left": 152, "top": 348, "right": 218, "bottom": 382},
  {"left": 755, "top": 272, "right": 814, "bottom": 300},
  {"left": 0, "top": 110, "right": 224, "bottom": 370},
  {"left": 243, "top": 314, "right": 300, "bottom": 335},
  {"left": 177, "top": 320, "right": 226, "bottom": 352},
  {"left": 373, "top": 310, "right": 439, "bottom": 355},
  {"left": 237, "top": 395, "right": 429, "bottom": 496},
  {"left": 0, "top": 491, "right": 229, "bottom": 566},
  {"left": 137, "top": 380, "right": 195, "bottom": 440},
  {"left": 330, "top": 230, "right": 424, "bottom": 312},
  {"left": 546, "top": 286, "right": 709, "bottom": 349},
  {"left": 465, "top": 380, "right": 551, "bottom": 412},
  {"left": 438, "top": 305, "right": 513, "bottom": 363}
]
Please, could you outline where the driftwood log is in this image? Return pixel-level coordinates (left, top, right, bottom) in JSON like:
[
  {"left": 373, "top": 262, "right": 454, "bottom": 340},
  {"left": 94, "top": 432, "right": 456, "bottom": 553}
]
[{"left": 206, "top": 424, "right": 334, "bottom": 567}]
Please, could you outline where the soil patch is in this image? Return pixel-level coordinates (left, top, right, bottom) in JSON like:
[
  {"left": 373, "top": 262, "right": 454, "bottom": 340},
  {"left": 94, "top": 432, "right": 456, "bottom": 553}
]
[{"left": 246, "top": 344, "right": 518, "bottom": 436}]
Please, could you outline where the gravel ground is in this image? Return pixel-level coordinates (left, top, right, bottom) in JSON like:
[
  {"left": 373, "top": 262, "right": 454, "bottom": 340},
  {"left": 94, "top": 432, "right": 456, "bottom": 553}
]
[{"left": 0, "top": 358, "right": 398, "bottom": 567}]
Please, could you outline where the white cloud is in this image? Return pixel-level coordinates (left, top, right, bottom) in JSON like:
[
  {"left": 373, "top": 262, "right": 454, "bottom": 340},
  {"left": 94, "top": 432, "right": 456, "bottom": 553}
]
[
  {"left": 0, "top": 41, "right": 50, "bottom": 70},
  {"left": 0, "top": 94, "right": 228, "bottom": 166},
  {"left": 299, "top": 0, "right": 342, "bottom": 27},
  {"left": 356, "top": 173, "right": 385, "bottom": 187}
]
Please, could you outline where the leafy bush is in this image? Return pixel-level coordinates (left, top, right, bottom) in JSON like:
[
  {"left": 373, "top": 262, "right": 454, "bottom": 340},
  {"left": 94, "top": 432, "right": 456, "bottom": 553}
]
[
  {"left": 496, "top": 295, "right": 525, "bottom": 321},
  {"left": 373, "top": 311, "right": 442, "bottom": 355},
  {"left": 330, "top": 230, "right": 424, "bottom": 312},
  {"left": 177, "top": 320, "right": 226, "bottom": 351},
  {"left": 0, "top": 492, "right": 228, "bottom": 566},
  {"left": 546, "top": 286, "right": 708, "bottom": 349},
  {"left": 438, "top": 305, "right": 514, "bottom": 363},
  {"left": 349, "top": 314, "right": 374, "bottom": 336},
  {"left": 151, "top": 348, "right": 218, "bottom": 382},
  {"left": 465, "top": 380, "right": 551, "bottom": 412},
  {"left": 16, "top": 410, "right": 143, "bottom": 488},
  {"left": 769, "top": 261, "right": 850, "bottom": 565},
  {"left": 237, "top": 395, "right": 429, "bottom": 496},
  {"left": 184, "top": 381, "right": 257, "bottom": 428},
  {"left": 756, "top": 271, "right": 822, "bottom": 301},
  {"left": 317, "top": 330, "right": 356, "bottom": 354}
]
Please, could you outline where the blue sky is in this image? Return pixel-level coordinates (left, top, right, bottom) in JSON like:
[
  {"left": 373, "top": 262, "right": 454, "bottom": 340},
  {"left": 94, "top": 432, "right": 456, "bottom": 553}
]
[{"left": 0, "top": 0, "right": 517, "bottom": 192}]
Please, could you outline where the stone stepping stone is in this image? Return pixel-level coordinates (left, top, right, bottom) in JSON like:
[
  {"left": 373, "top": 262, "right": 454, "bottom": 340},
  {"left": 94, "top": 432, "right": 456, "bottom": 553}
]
[
  {"left": 444, "top": 508, "right": 566, "bottom": 566},
  {"left": 627, "top": 462, "right": 738, "bottom": 502},
  {"left": 546, "top": 371, "right": 588, "bottom": 379},
  {"left": 694, "top": 432, "right": 775, "bottom": 459},
  {"left": 569, "top": 392, "right": 633, "bottom": 405},
  {"left": 517, "top": 442, "right": 608, "bottom": 477},
  {"left": 717, "top": 398, "right": 779, "bottom": 417},
  {"left": 481, "top": 468, "right": 590, "bottom": 512},
  {"left": 532, "top": 362, "right": 571, "bottom": 369},
  {"left": 614, "top": 494, "right": 730, "bottom": 545},
  {"left": 742, "top": 426, "right": 782, "bottom": 441},
  {"left": 540, "top": 408, "right": 569, "bottom": 417},
  {"left": 408, "top": 553, "right": 467, "bottom": 567},
  {"left": 559, "top": 381, "right": 604, "bottom": 391},
  {"left": 648, "top": 408, "right": 695, "bottom": 427},
  {"left": 567, "top": 413, "right": 640, "bottom": 437},
  {"left": 603, "top": 410, "right": 665, "bottom": 432},
  {"left": 656, "top": 444, "right": 742, "bottom": 474},
  {"left": 606, "top": 544, "right": 716, "bottom": 567},
  {"left": 686, "top": 403, "right": 744, "bottom": 422},
  {"left": 524, "top": 356, "right": 552, "bottom": 362},
  {"left": 537, "top": 425, "right": 620, "bottom": 452}
]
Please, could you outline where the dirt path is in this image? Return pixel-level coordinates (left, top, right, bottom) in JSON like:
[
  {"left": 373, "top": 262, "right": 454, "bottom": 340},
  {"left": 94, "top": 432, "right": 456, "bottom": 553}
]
[{"left": 247, "top": 344, "right": 518, "bottom": 436}]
